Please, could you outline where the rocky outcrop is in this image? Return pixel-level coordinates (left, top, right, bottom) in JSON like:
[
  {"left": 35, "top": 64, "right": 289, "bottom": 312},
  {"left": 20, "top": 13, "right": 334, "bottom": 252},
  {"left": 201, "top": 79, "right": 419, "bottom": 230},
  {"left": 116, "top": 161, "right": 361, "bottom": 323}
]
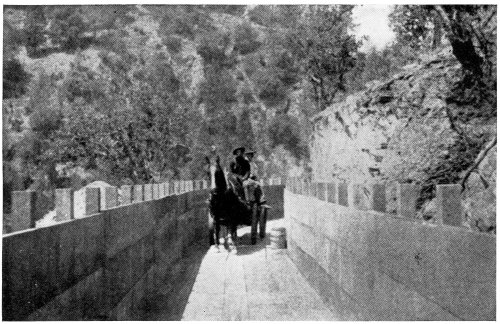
[
  {"left": 311, "top": 47, "right": 462, "bottom": 182},
  {"left": 311, "top": 47, "right": 495, "bottom": 230}
]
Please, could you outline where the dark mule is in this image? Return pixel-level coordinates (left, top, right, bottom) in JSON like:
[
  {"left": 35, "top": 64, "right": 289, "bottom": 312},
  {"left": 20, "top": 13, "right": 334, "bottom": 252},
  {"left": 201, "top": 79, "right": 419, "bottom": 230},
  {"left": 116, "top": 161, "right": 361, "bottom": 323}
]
[{"left": 207, "top": 156, "right": 250, "bottom": 249}]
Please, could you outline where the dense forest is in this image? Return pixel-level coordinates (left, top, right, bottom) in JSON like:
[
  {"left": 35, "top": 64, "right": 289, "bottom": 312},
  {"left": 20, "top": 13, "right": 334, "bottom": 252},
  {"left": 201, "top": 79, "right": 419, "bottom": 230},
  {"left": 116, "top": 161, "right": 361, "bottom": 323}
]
[{"left": 3, "top": 5, "right": 497, "bottom": 227}]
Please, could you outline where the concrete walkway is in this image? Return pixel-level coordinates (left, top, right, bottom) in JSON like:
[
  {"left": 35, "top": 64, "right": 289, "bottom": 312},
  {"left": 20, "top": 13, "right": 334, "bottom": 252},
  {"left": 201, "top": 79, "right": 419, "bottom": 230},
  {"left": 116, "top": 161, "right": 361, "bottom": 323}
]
[{"left": 179, "top": 219, "right": 336, "bottom": 321}]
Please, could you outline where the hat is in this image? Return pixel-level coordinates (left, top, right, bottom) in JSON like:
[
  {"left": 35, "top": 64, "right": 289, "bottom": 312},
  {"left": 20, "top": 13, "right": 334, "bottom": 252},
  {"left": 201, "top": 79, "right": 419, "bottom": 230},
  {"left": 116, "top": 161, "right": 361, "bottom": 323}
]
[
  {"left": 245, "top": 150, "right": 256, "bottom": 155},
  {"left": 232, "top": 146, "right": 245, "bottom": 155}
]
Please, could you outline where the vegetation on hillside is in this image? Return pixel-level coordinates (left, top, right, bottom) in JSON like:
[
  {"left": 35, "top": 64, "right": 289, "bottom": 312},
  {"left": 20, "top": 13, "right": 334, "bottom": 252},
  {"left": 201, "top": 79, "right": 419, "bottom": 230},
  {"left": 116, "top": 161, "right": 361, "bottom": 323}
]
[{"left": 3, "top": 5, "right": 496, "bottom": 225}]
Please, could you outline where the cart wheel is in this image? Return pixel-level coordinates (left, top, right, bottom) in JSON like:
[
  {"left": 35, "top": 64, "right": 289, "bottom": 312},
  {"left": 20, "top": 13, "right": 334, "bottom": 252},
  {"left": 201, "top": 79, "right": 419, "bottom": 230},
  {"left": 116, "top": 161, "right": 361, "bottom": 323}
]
[
  {"left": 250, "top": 203, "right": 259, "bottom": 245},
  {"left": 259, "top": 206, "right": 268, "bottom": 239}
]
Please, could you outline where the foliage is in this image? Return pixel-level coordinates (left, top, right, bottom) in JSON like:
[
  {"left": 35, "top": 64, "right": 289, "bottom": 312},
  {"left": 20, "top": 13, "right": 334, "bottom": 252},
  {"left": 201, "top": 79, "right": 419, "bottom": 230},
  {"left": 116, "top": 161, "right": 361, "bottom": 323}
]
[
  {"left": 46, "top": 6, "right": 94, "bottom": 52},
  {"left": 157, "top": 5, "right": 213, "bottom": 41},
  {"left": 268, "top": 114, "right": 307, "bottom": 160},
  {"left": 24, "top": 6, "right": 47, "bottom": 56},
  {"left": 196, "top": 29, "right": 236, "bottom": 68},
  {"left": 283, "top": 5, "right": 361, "bottom": 110},
  {"left": 63, "top": 52, "right": 106, "bottom": 103},
  {"left": 3, "top": 59, "right": 32, "bottom": 99},
  {"left": 248, "top": 5, "right": 302, "bottom": 28},
  {"left": 253, "top": 70, "right": 287, "bottom": 106},
  {"left": 205, "top": 5, "right": 246, "bottom": 16},
  {"left": 162, "top": 35, "right": 183, "bottom": 54},
  {"left": 233, "top": 22, "right": 261, "bottom": 55},
  {"left": 199, "top": 67, "right": 238, "bottom": 113},
  {"left": 28, "top": 71, "right": 63, "bottom": 137},
  {"left": 389, "top": 5, "right": 441, "bottom": 50},
  {"left": 3, "top": 20, "right": 25, "bottom": 60},
  {"left": 237, "top": 109, "right": 255, "bottom": 149},
  {"left": 345, "top": 44, "right": 418, "bottom": 92}
]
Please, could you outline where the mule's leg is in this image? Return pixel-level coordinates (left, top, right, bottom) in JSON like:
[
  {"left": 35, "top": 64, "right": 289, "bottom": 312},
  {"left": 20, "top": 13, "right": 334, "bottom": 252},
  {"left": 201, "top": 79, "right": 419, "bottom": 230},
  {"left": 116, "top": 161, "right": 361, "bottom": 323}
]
[
  {"left": 215, "top": 222, "right": 221, "bottom": 248},
  {"left": 208, "top": 214, "right": 215, "bottom": 246},
  {"left": 230, "top": 224, "right": 237, "bottom": 246},
  {"left": 222, "top": 226, "right": 230, "bottom": 250}
]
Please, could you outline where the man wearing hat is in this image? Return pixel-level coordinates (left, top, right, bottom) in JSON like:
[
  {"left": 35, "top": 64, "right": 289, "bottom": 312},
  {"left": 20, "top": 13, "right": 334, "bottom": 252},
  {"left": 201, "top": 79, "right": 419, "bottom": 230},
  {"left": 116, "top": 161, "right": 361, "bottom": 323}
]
[
  {"left": 243, "top": 149, "right": 266, "bottom": 204},
  {"left": 230, "top": 146, "right": 250, "bottom": 180},
  {"left": 228, "top": 146, "right": 250, "bottom": 200}
]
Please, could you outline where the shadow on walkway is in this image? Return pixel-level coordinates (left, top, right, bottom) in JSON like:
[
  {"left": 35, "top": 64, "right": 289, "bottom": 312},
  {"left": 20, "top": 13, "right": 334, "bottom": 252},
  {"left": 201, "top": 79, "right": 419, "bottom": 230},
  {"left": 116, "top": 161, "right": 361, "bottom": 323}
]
[
  {"left": 139, "top": 243, "right": 208, "bottom": 321},
  {"left": 235, "top": 233, "right": 268, "bottom": 256},
  {"left": 138, "top": 231, "right": 268, "bottom": 320}
]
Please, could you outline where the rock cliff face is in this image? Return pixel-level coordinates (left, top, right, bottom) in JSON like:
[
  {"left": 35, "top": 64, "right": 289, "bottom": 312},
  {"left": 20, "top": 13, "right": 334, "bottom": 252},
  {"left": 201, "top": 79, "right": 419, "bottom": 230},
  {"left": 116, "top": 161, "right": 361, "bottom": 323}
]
[
  {"left": 310, "top": 47, "right": 495, "bottom": 230},
  {"left": 311, "top": 48, "right": 462, "bottom": 182}
]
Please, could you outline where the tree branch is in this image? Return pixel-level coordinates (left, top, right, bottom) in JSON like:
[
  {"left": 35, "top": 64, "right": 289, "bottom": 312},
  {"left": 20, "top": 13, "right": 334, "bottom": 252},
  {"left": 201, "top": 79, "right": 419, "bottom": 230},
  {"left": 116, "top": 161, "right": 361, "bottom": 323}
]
[{"left": 460, "top": 136, "right": 496, "bottom": 192}]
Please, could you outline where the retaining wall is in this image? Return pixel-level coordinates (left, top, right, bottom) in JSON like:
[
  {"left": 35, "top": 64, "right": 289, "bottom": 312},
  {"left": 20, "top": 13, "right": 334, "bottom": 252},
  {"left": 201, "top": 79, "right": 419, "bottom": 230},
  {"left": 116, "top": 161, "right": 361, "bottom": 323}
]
[
  {"left": 3, "top": 182, "right": 284, "bottom": 320},
  {"left": 285, "top": 179, "right": 496, "bottom": 321}
]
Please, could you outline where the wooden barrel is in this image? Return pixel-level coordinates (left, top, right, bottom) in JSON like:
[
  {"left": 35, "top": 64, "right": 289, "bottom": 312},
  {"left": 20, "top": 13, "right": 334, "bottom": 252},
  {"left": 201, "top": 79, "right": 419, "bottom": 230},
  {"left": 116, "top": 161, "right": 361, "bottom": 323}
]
[{"left": 270, "top": 227, "right": 287, "bottom": 249}]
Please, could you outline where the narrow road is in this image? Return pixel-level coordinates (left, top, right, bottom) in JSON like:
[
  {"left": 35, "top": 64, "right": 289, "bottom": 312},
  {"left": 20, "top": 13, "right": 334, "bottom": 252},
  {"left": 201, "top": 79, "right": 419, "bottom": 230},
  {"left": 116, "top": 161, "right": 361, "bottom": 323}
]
[{"left": 149, "top": 219, "right": 336, "bottom": 320}]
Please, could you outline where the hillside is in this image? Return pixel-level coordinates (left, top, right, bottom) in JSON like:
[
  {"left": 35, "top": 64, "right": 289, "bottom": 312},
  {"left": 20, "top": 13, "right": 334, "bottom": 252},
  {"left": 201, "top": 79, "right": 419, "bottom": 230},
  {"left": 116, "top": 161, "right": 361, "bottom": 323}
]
[
  {"left": 311, "top": 47, "right": 496, "bottom": 231},
  {"left": 3, "top": 5, "right": 496, "bottom": 233}
]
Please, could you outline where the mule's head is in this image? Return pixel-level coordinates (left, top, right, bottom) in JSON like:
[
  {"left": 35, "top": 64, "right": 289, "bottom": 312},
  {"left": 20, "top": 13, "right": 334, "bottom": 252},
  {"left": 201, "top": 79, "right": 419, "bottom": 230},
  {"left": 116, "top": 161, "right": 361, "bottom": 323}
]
[{"left": 205, "top": 154, "right": 227, "bottom": 192}]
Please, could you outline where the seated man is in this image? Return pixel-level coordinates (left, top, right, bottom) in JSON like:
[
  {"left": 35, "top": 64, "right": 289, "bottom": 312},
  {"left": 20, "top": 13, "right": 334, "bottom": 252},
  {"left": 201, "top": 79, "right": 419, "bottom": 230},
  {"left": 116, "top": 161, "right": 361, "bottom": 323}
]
[
  {"left": 227, "top": 146, "right": 249, "bottom": 201},
  {"left": 243, "top": 150, "right": 266, "bottom": 204}
]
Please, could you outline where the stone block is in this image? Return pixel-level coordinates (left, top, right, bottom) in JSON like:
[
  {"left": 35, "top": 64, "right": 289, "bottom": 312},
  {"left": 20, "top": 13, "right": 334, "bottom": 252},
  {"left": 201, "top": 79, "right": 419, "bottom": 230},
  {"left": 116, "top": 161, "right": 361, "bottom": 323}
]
[
  {"left": 56, "top": 215, "right": 106, "bottom": 286},
  {"left": 10, "top": 191, "right": 38, "bottom": 232},
  {"left": 26, "top": 268, "right": 105, "bottom": 320},
  {"left": 120, "top": 185, "right": 133, "bottom": 205},
  {"left": 305, "top": 181, "right": 310, "bottom": 196},
  {"left": 435, "top": 184, "right": 463, "bottom": 226},
  {"left": 74, "top": 187, "right": 100, "bottom": 218},
  {"left": 153, "top": 183, "right": 161, "bottom": 199},
  {"left": 104, "top": 203, "right": 156, "bottom": 258},
  {"left": 370, "top": 183, "right": 386, "bottom": 213},
  {"left": 396, "top": 183, "right": 418, "bottom": 218},
  {"left": 55, "top": 188, "right": 74, "bottom": 222},
  {"left": 293, "top": 179, "right": 300, "bottom": 195},
  {"left": 351, "top": 184, "right": 361, "bottom": 209},
  {"left": 311, "top": 181, "right": 318, "bottom": 198},
  {"left": 317, "top": 182, "right": 326, "bottom": 201},
  {"left": 338, "top": 182, "right": 349, "bottom": 207},
  {"left": 327, "top": 182, "right": 337, "bottom": 204},
  {"left": 133, "top": 185, "right": 144, "bottom": 203},
  {"left": 160, "top": 183, "right": 166, "bottom": 198},
  {"left": 143, "top": 184, "right": 153, "bottom": 201},
  {"left": 102, "top": 187, "right": 118, "bottom": 210}
]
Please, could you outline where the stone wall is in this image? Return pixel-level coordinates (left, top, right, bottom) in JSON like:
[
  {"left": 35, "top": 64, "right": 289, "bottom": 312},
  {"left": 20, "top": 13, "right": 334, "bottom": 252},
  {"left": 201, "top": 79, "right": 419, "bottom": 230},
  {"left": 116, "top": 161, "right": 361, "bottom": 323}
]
[
  {"left": 310, "top": 49, "right": 461, "bottom": 183},
  {"left": 285, "top": 178, "right": 495, "bottom": 321},
  {"left": 2, "top": 181, "right": 284, "bottom": 320}
]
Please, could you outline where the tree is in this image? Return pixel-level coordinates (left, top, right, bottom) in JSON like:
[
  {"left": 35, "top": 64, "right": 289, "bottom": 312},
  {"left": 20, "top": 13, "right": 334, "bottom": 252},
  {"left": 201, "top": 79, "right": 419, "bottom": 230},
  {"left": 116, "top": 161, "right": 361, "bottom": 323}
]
[
  {"left": 237, "top": 109, "right": 255, "bottom": 149},
  {"left": 157, "top": 5, "right": 213, "bottom": 41},
  {"left": 47, "top": 6, "right": 93, "bottom": 52},
  {"left": 390, "top": 5, "right": 496, "bottom": 80},
  {"left": 389, "top": 5, "right": 443, "bottom": 50},
  {"left": 196, "top": 29, "right": 236, "bottom": 68},
  {"left": 386, "top": 4, "right": 496, "bottom": 209},
  {"left": 3, "top": 59, "right": 31, "bottom": 99},
  {"left": 28, "top": 71, "right": 63, "bottom": 137},
  {"left": 248, "top": 5, "right": 302, "bottom": 28},
  {"left": 205, "top": 5, "right": 246, "bottom": 16},
  {"left": 268, "top": 114, "right": 307, "bottom": 160},
  {"left": 233, "top": 22, "right": 261, "bottom": 55},
  {"left": 284, "top": 5, "right": 361, "bottom": 111},
  {"left": 24, "top": 6, "right": 47, "bottom": 56},
  {"left": 63, "top": 51, "right": 106, "bottom": 104}
]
